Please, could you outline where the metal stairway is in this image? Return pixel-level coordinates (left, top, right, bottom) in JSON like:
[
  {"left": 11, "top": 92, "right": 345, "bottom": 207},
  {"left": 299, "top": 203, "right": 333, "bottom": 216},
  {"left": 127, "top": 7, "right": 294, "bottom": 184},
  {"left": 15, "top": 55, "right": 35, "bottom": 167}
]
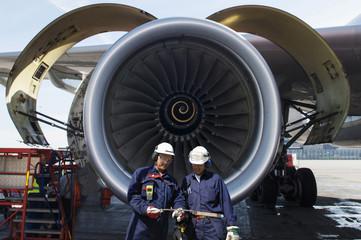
[{"left": 0, "top": 148, "right": 78, "bottom": 240}]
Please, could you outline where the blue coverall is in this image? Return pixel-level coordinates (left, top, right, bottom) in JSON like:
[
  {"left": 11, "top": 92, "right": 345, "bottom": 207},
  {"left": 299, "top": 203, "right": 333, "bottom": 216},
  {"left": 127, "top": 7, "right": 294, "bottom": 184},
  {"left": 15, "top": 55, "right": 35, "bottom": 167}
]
[
  {"left": 182, "top": 171, "right": 237, "bottom": 240},
  {"left": 126, "top": 165, "right": 185, "bottom": 240}
]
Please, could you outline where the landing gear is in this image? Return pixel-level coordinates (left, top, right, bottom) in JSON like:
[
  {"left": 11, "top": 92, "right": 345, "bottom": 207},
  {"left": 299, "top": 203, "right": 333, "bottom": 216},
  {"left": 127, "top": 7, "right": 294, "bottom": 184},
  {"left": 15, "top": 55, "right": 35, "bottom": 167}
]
[
  {"left": 257, "top": 175, "right": 278, "bottom": 209},
  {"left": 283, "top": 166, "right": 297, "bottom": 201},
  {"left": 249, "top": 155, "right": 317, "bottom": 208},
  {"left": 279, "top": 165, "right": 317, "bottom": 207},
  {"left": 250, "top": 174, "right": 278, "bottom": 209},
  {"left": 248, "top": 99, "right": 335, "bottom": 209},
  {"left": 295, "top": 168, "right": 317, "bottom": 207}
]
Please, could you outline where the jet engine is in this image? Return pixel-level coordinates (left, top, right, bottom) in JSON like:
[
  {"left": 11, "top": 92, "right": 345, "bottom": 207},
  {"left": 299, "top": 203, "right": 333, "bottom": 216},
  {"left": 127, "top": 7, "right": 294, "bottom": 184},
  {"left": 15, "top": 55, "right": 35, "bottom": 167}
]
[{"left": 84, "top": 17, "right": 281, "bottom": 204}]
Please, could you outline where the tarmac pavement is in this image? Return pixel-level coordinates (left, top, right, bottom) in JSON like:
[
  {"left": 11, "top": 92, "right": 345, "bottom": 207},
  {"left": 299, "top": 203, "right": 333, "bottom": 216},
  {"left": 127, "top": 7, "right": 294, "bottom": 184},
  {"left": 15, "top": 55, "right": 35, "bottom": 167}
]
[{"left": 1, "top": 160, "right": 360, "bottom": 239}]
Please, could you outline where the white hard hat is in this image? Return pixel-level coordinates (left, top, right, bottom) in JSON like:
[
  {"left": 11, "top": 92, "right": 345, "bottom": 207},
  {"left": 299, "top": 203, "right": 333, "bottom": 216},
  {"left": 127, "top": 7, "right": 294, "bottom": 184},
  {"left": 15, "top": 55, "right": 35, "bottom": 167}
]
[
  {"left": 154, "top": 142, "right": 175, "bottom": 156},
  {"left": 189, "top": 146, "right": 210, "bottom": 164}
]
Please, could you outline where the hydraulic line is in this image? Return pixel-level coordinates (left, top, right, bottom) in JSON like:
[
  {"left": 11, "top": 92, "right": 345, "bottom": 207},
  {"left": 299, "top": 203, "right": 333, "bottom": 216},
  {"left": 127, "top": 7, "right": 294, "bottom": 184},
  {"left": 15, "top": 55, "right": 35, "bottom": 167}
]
[{"left": 14, "top": 110, "right": 84, "bottom": 138}]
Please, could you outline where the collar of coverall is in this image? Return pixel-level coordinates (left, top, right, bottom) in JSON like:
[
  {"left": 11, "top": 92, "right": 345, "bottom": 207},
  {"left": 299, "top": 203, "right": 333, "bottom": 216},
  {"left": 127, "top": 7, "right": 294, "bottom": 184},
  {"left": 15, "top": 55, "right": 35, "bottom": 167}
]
[
  {"left": 150, "top": 164, "right": 168, "bottom": 179},
  {"left": 192, "top": 170, "right": 211, "bottom": 180}
]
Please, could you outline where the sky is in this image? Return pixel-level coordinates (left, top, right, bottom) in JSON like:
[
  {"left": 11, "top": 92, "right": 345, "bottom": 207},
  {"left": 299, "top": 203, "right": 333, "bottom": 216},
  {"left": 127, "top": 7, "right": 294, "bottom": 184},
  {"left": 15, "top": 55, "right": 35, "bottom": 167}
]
[{"left": 1, "top": 0, "right": 361, "bottom": 149}]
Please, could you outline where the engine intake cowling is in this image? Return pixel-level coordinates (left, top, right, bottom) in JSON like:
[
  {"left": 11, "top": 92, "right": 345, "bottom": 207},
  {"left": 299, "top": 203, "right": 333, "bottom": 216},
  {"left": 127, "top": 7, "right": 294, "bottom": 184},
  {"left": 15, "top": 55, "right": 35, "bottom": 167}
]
[{"left": 84, "top": 17, "right": 281, "bottom": 203}]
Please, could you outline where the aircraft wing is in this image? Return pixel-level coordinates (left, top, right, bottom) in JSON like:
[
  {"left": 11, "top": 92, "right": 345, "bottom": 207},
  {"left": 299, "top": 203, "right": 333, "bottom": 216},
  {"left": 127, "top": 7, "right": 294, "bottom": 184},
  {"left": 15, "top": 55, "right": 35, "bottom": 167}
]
[
  {"left": 0, "top": 52, "right": 19, "bottom": 87},
  {"left": 0, "top": 45, "right": 109, "bottom": 90}
]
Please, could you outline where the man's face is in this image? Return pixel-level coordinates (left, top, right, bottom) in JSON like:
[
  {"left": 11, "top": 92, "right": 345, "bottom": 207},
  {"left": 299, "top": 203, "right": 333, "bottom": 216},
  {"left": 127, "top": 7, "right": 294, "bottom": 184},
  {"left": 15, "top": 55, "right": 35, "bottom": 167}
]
[
  {"left": 192, "top": 163, "right": 206, "bottom": 176},
  {"left": 155, "top": 153, "right": 173, "bottom": 173}
]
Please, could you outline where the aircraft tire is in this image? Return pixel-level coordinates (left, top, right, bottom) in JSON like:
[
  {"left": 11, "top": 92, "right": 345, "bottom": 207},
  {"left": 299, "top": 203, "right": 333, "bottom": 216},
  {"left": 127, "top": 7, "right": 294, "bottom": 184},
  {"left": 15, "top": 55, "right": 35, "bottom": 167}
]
[
  {"left": 295, "top": 168, "right": 317, "bottom": 207},
  {"left": 258, "top": 175, "right": 278, "bottom": 209}
]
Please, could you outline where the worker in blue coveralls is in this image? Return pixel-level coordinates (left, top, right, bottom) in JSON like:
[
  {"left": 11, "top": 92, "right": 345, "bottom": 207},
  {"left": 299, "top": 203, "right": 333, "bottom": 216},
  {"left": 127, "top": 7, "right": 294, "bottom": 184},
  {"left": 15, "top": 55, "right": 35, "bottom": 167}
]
[
  {"left": 181, "top": 146, "right": 239, "bottom": 240},
  {"left": 125, "top": 142, "right": 186, "bottom": 240}
]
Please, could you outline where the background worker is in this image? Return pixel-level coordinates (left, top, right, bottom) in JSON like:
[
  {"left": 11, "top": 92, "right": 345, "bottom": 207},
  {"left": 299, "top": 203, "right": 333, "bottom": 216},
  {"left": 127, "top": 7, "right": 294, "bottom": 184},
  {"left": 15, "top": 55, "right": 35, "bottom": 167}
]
[
  {"left": 26, "top": 175, "right": 45, "bottom": 237},
  {"left": 26, "top": 157, "right": 51, "bottom": 238},
  {"left": 59, "top": 171, "right": 81, "bottom": 237},
  {"left": 181, "top": 146, "right": 239, "bottom": 240},
  {"left": 59, "top": 173, "right": 72, "bottom": 228},
  {"left": 126, "top": 142, "right": 186, "bottom": 240}
]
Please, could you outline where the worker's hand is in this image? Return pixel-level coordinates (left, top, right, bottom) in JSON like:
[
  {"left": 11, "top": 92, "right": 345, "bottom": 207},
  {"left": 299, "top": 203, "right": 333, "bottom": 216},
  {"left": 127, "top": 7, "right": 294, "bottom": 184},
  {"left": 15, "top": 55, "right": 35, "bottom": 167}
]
[
  {"left": 172, "top": 208, "right": 185, "bottom": 222},
  {"left": 226, "top": 226, "right": 239, "bottom": 240},
  {"left": 146, "top": 206, "right": 161, "bottom": 218}
]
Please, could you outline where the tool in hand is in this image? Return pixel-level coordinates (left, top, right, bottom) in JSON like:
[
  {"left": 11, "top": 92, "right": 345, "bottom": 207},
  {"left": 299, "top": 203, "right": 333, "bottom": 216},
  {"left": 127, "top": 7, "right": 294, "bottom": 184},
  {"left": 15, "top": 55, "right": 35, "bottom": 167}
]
[{"left": 160, "top": 208, "right": 224, "bottom": 218}]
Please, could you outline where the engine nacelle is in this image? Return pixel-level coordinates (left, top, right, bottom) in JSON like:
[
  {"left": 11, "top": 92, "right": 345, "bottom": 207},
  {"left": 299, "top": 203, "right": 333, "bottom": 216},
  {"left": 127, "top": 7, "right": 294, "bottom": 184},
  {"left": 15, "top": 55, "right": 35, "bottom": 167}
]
[{"left": 84, "top": 17, "right": 281, "bottom": 204}]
